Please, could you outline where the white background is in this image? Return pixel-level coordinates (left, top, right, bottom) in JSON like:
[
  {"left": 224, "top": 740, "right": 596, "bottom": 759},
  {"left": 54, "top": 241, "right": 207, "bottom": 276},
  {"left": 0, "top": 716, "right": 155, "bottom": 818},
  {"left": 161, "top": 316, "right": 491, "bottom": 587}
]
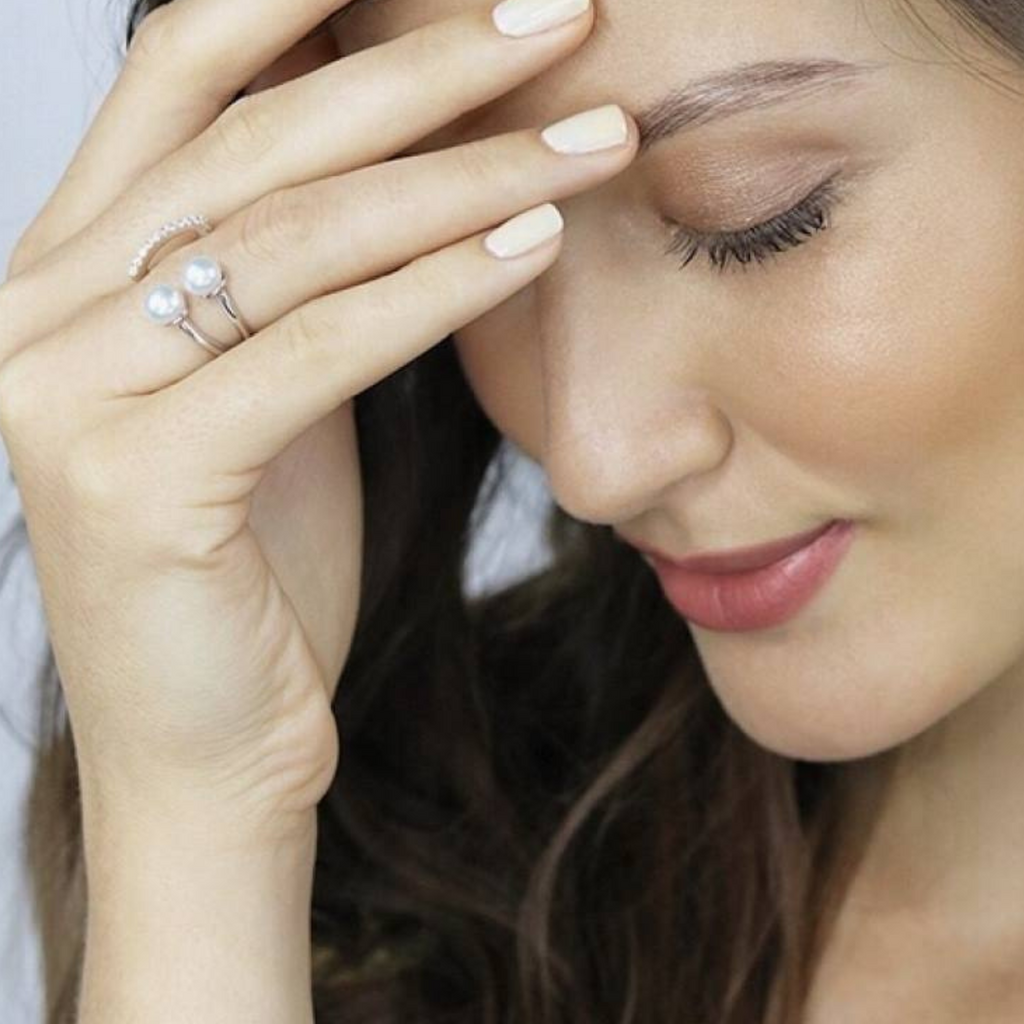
[
  {"left": 1, "top": 2, "right": 553, "bottom": 1019},
  {"left": 1, "top": 0, "right": 126, "bottom": 276}
]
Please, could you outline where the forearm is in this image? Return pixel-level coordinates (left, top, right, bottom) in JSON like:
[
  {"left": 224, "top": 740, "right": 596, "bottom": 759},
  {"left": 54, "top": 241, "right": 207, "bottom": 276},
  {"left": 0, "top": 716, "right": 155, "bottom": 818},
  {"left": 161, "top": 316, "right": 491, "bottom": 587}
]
[{"left": 76, "top": 793, "right": 318, "bottom": 1024}]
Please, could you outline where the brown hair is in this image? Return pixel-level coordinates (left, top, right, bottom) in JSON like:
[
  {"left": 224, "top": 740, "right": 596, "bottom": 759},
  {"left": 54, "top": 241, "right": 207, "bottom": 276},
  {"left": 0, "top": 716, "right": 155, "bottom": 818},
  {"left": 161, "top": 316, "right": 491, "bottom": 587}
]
[{"left": 24, "top": 1, "right": 1024, "bottom": 1021}]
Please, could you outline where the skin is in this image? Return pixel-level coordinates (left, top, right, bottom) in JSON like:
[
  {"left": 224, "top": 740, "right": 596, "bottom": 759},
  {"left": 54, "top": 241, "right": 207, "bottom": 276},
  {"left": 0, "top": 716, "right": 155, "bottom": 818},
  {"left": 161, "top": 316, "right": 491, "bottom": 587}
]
[
  {"left": 4, "top": 4, "right": 636, "bottom": 1019},
  {"left": 14, "top": 0, "right": 1024, "bottom": 1011},
  {"left": 323, "top": 0, "right": 1024, "bottom": 1017}
]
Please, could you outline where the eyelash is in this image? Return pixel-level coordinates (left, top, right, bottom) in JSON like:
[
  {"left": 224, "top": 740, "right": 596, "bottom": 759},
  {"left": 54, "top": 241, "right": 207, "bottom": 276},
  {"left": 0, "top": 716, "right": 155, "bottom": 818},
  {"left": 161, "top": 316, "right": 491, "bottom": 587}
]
[{"left": 663, "top": 171, "right": 844, "bottom": 274}]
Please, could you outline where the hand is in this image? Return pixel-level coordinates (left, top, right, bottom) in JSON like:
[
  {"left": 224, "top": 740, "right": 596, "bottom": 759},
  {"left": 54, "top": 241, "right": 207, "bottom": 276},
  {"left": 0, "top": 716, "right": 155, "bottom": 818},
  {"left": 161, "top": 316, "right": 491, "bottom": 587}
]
[{"left": 0, "top": 0, "right": 637, "bottom": 839}]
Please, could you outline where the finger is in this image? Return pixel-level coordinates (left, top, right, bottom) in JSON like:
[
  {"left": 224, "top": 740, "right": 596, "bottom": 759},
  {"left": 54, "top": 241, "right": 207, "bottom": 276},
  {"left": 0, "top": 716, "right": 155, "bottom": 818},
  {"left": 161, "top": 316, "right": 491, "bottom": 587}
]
[
  {"left": 9, "top": 2, "right": 595, "bottom": 350},
  {"left": 157, "top": 203, "right": 566, "bottom": 480},
  {"left": 10, "top": 0, "right": 351, "bottom": 273},
  {"left": 48, "top": 109, "right": 636, "bottom": 399}
]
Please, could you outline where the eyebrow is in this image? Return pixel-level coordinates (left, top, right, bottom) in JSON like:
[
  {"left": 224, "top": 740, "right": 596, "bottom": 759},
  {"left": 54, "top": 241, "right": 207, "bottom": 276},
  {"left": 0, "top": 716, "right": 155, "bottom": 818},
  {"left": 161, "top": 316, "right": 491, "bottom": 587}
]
[
  {"left": 633, "top": 59, "right": 884, "bottom": 155},
  {"left": 320, "top": 8, "right": 883, "bottom": 154}
]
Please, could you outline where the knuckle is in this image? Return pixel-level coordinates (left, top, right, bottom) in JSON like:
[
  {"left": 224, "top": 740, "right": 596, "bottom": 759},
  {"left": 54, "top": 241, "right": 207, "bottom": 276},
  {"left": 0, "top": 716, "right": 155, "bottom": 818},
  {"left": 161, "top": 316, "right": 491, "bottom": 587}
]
[
  {"left": 6, "top": 234, "right": 40, "bottom": 279},
  {"left": 63, "top": 434, "right": 125, "bottom": 512},
  {"left": 352, "top": 167, "right": 417, "bottom": 224},
  {"left": 0, "top": 279, "right": 26, "bottom": 352},
  {"left": 395, "top": 16, "right": 449, "bottom": 79},
  {"left": 239, "top": 186, "right": 318, "bottom": 264},
  {"left": 451, "top": 137, "right": 507, "bottom": 191},
  {"left": 279, "top": 300, "right": 334, "bottom": 364},
  {"left": 205, "top": 95, "right": 276, "bottom": 172},
  {"left": 353, "top": 276, "right": 412, "bottom": 333},
  {"left": 0, "top": 348, "right": 44, "bottom": 439},
  {"left": 6, "top": 215, "right": 62, "bottom": 279},
  {"left": 405, "top": 251, "right": 466, "bottom": 311},
  {"left": 125, "top": 5, "right": 182, "bottom": 72}
]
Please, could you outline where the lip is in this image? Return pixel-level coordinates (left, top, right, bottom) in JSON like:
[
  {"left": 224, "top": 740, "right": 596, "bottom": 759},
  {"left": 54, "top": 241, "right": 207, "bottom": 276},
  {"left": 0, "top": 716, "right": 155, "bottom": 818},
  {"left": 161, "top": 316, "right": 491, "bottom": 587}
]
[
  {"left": 631, "top": 520, "right": 839, "bottom": 575},
  {"left": 645, "top": 519, "right": 857, "bottom": 632}
]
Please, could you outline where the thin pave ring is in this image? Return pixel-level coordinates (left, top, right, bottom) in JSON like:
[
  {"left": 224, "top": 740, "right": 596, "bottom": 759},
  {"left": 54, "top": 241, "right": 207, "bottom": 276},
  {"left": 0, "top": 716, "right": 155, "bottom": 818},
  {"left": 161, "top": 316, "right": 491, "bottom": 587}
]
[{"left": 128, "top": 214, "right": 212, "bottom": 282}]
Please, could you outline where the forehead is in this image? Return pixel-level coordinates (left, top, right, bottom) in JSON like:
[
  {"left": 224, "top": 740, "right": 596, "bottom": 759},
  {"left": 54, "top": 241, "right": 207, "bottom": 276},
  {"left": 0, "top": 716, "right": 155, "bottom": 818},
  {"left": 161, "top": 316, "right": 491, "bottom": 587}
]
[
  {"left": 328, "top": 0, "right": 962, "bottom": 145},
  {"left": 332, "top": 0, "right": 942, "bottom": 69}
]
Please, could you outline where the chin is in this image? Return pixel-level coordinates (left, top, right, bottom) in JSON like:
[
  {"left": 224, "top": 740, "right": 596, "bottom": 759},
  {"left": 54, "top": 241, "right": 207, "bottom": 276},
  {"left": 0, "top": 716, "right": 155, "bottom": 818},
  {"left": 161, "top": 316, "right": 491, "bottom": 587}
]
[
  {"left": 721, "top": 701, "right": 931, "bottom": 764},
  {"left": 689, "top": 603, "right": 1003, "bottom": 764}
]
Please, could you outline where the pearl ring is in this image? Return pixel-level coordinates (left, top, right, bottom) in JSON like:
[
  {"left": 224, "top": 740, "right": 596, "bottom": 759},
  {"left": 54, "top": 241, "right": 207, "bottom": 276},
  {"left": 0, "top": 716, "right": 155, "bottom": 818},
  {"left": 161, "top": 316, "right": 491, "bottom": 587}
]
[{"left": 131, "top": 214, "right": 252, "bottom": 358}]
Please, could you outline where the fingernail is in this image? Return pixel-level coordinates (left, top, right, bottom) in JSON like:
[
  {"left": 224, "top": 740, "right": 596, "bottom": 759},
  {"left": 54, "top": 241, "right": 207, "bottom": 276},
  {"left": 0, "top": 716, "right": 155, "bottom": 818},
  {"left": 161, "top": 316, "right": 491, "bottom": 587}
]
[
  {"left": 492, "top": 0, "right": 591, "bottom": 38},
  {"left": 541, "top": 103, "right": 629, "bottom": 155},
  {"left": 484, "top": 203, "right": 564, "bottom": 259}
]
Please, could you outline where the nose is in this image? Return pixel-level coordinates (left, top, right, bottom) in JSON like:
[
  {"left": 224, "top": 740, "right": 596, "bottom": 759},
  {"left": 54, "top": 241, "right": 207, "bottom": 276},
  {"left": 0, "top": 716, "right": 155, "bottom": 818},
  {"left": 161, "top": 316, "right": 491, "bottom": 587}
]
[{"left": 542, "top": 369, "right": 734, "bottom": 526}]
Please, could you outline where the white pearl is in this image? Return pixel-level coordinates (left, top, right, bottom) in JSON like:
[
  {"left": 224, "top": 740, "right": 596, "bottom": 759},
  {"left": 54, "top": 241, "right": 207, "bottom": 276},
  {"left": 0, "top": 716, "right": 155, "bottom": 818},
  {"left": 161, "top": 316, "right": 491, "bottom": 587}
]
[
  {"left": 144, "top": 284, "right": 186, "bottom": 325},
  {"left": 182, "top": 256, "right": 223, "bottom": 297}
]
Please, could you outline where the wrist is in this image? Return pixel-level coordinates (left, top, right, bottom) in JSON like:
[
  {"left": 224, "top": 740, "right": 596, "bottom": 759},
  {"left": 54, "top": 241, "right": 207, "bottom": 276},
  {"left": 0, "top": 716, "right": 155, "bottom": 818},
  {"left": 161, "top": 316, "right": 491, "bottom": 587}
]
[
  {"left": 78, "top": 805, "right": 318, "bottom": 1024},
  {"left": 77, "top": 747, "right": 324, "bottom": 852}
]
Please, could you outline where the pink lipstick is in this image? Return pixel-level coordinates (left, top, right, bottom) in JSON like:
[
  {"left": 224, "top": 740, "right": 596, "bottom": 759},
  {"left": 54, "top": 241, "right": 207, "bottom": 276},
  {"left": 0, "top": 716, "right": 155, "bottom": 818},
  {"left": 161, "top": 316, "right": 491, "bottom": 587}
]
[{"left": 643, "top": 519, "right": 856, "bottom": 632}]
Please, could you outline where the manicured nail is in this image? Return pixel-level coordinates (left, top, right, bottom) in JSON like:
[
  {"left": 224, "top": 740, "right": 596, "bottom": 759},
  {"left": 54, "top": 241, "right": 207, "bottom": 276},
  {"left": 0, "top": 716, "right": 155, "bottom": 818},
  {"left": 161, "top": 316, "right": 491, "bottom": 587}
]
[
  {"left": 484, "top": 203, "right": 564, "bottom": 259},
  {"left": 492, "top": 0, "right": 591, "bottom": 38},
  {"left": 541, "top": 104, "right": 629, "bottom": 155}
]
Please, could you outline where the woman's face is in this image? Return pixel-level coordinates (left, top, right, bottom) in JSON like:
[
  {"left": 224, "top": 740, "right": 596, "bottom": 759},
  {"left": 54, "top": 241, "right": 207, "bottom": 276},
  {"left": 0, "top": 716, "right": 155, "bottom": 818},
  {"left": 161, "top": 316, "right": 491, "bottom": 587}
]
[{"left": 334, "top": 1, "right": 1024, "bottom": 763}]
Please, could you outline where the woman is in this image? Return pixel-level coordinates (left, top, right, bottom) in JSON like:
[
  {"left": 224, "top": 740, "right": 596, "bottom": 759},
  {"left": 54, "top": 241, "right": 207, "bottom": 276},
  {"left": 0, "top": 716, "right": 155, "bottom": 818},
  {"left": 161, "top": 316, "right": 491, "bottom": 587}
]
[{"left": 4, "top": 0, "right": 1024, "bottom": 1019}]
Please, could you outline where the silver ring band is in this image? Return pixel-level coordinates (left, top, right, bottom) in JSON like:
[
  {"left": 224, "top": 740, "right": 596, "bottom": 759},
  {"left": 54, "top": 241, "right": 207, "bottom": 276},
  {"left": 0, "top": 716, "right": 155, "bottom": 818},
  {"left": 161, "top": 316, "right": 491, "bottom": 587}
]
[
  {"left": 180, "top": 256, "right": 252, "bottom": 342},
  {"left": 135, "top": 213, "right": 253, "bottom": 357},
  {"left": 142, "top": 284, "right": 232, "bottom": 357}
]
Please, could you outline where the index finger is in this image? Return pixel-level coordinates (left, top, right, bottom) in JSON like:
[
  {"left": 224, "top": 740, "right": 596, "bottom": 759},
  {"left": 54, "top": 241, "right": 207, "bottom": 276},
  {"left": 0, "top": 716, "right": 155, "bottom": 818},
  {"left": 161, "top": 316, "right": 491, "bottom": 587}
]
[{"left": 11, "top": 0, "right": 352, "bottom": 273}]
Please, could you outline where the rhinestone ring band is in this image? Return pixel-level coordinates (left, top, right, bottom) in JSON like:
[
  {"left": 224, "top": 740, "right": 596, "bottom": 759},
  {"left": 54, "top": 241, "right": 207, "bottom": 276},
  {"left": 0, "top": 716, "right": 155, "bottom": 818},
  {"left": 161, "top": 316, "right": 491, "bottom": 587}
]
[{"left": 128, "top": 214, "right": 212, "bottom": 282}]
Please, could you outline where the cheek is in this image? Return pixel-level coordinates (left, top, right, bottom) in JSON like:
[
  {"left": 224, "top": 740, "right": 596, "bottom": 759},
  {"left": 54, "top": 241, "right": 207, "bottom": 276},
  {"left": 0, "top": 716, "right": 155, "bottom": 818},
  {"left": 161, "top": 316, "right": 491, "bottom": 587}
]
[
  {"left": 720, "top": 159, "right": 1024, "bottom": 523},
  {"left": 452, "top": 289, "right": 547, "bottom": 455},
  {"left": 696, "top": 156, "right": 1024, "bottom": 762}
]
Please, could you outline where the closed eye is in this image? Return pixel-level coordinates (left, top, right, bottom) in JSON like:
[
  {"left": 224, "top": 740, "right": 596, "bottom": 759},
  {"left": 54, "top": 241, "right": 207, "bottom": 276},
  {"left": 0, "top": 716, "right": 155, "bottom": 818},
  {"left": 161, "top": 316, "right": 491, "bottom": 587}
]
[{"left": 663, "top": 170, "right": 845, "bottom": 273}]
